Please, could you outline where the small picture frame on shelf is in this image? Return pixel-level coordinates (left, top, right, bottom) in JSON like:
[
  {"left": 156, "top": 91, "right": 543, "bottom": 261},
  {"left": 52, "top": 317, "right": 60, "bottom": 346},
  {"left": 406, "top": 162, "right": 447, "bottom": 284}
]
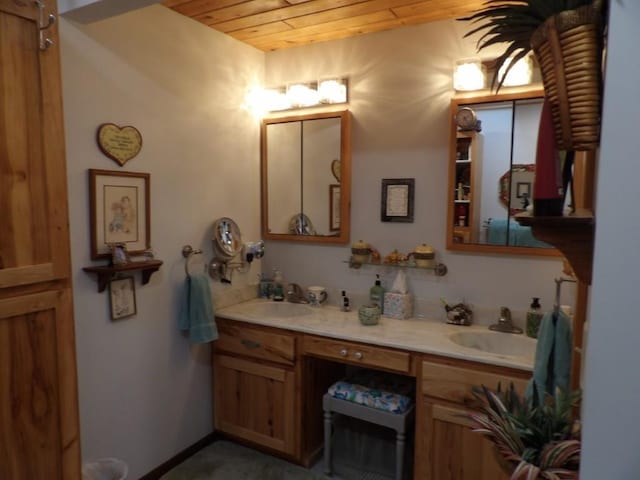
[
  {"left": 109, "top": 276, "right": 136, "bottom": 320},
  {"left": 381, "top": 178, "right": 414, "bottom": 223},
  {"left": 108, "top": 242, "right": 130, "bottom": 266}
]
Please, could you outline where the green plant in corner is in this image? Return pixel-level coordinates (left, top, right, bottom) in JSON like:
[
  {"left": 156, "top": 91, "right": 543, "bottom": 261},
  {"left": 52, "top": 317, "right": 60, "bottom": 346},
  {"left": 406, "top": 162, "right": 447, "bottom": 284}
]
[
  {"left": 468, "top": 383, "right": 581, "bottom": 479},
  {"left": 459, "top": 0, "right": 604, "bottom": 91}
]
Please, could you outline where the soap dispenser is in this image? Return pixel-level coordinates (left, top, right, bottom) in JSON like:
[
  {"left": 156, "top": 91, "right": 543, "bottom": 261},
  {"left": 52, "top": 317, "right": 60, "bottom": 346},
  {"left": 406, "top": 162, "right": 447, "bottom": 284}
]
[
  {"left": 526, "top": 297, "right": 543, "bottom": 338},
  {"left": 369, "top": 274, "right": 385, "bottom": 313}
]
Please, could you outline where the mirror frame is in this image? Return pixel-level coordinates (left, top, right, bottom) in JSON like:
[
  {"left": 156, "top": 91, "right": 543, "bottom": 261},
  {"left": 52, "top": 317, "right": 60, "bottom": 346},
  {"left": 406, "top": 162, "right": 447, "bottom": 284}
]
[
  {"left": 446, "top": 89, "right": 560, "bottom": 257},
  {"left": 261, "top": 109, "right": 351, "bottom": 244}
]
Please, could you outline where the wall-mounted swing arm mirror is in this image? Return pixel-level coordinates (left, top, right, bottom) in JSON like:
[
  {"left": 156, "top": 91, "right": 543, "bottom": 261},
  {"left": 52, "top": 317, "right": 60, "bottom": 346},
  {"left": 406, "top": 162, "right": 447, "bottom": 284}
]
[
  {"left": 446, "top": 89, "right": 560, "bottom": 257},
  {"left": 261, "top": 109, "right": 351, "bottom": 244}
]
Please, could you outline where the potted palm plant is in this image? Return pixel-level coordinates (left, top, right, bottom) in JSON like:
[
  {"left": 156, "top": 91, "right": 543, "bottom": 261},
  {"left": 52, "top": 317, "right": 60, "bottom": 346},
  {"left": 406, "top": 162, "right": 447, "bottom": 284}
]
[
  {"left": 460, "top": 0, "right": 607, "bottom": 151},
  {"left": 468, "top": 383, "right": 581, "bottom": 479}
]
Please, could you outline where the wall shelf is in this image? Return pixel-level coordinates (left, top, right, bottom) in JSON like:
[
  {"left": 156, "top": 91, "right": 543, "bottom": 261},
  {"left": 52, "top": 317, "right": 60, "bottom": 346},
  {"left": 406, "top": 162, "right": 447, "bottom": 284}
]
[
  {"left": 515, "top": 209, "right": 594, "bottom": 284},
  {"left": 83, "top": 259, "right": 163, "bottom": 292},
  {"left": 344, "top": 258, "right": 448, "bottom": 276}
]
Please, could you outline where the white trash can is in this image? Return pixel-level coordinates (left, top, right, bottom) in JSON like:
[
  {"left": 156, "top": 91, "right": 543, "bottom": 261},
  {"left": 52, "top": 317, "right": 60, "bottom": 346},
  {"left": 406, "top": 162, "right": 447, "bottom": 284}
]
[{"left": 82, "top": 458, "right": 128, "bottom": 480}]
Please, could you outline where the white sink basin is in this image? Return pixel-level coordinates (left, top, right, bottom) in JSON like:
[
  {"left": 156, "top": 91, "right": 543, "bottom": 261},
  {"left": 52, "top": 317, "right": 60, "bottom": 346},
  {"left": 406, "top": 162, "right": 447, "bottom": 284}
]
[
  {"left": 245, "top": 301, "right": 314, "bottom": 318},
  {"left": 449, "top": 331, "right": 537, "bottom": 358}
]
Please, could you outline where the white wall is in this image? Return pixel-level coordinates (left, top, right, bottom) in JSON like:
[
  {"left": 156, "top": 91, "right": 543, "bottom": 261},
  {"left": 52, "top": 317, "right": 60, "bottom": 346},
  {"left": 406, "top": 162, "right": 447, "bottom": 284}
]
[
  {"left": 262, "top": 20, "right": 571, "bottom": 323},
  {"left": 581, "top": 1, "right": 640, "bottom": 478},
  {"left": 60, "top": 6, "right": 263, "bottom": 478}
]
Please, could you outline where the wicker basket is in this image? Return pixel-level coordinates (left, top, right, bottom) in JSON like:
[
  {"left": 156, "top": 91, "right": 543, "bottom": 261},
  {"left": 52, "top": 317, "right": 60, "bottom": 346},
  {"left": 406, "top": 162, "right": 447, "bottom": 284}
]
[{"left": 531, "top": 3, "right": 604, "bottom": 151}]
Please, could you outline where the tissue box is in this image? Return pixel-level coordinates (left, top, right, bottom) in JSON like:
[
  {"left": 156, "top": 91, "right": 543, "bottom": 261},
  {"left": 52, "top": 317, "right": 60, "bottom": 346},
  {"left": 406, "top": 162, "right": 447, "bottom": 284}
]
[{"left": 383, "top": 292, "right": 413, "bottom": 319}]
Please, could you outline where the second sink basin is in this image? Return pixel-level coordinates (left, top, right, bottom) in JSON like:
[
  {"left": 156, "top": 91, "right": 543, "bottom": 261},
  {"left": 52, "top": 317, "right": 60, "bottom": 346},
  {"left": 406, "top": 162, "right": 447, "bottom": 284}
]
[
  {"left": 449, "top": 331, "right": 537, "bottom": 358},
  {"left": 245, "top": 301, "right": 314, "bottom": 318}
]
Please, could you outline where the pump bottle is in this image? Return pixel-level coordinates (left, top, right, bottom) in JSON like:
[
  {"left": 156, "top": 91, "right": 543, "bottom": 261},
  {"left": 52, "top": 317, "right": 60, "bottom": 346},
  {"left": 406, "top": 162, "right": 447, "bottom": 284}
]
[{"left": 369, "top": 274, "right": 385, "bottom": 313}]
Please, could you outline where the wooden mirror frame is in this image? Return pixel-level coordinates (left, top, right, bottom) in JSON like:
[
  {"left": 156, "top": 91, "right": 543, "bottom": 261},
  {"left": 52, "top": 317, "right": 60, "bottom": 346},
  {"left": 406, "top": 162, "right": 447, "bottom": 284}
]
[
  {"left": 261, "top": 109, "right": 351, "bottom": 244},
  {"left": 446, "top": 89, "right": 560, "bottom": 257}
]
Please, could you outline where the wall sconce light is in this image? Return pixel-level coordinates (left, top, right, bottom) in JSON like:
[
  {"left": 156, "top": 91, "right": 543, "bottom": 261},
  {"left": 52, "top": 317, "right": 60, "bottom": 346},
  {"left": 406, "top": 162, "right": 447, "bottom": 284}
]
[
  {"left": 498, "top": 55, "right": 533, "bottom": 87},
  {"left": 287, "top": 82, "right": 320, "bottom": 108},
  {"left": 453, "top": 59, "right": 486, "bottom": 91}
]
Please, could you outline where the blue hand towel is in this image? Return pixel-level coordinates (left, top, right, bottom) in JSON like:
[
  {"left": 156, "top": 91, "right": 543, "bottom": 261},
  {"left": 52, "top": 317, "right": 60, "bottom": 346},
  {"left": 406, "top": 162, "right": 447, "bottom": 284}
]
[
  {"left": 526, "top": 310, "right": 572, "bottom": 404},
  {"left": 179, "top": 273, "right": 218, "bottom": 344}
]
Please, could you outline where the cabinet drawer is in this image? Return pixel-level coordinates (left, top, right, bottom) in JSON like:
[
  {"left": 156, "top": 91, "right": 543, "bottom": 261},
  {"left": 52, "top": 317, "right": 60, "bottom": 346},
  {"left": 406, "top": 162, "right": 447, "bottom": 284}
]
[
  {"left": 422, "top": 360, "right": 528, "bottom": 404},
  {"left": 303, "top": 335, "right": 411, "bottom": 374},
  {"left": 215, "top": 319, "right": 295, "bottom": 366}
]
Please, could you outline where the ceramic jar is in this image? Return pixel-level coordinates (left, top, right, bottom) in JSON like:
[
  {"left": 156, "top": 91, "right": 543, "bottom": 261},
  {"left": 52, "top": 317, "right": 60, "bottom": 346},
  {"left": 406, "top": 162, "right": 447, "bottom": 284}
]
[
  {"left": 351, "top": 240, "right": 370, "bottom": 264},
  {"left": 307, "top": 286, "right": 328, "bottom": 306},
  {"left": 410, "top": 244, "right": 435, "bottom": 268},
  {"left": 358, "top": 304, "right": 381, "bottom": 326}
]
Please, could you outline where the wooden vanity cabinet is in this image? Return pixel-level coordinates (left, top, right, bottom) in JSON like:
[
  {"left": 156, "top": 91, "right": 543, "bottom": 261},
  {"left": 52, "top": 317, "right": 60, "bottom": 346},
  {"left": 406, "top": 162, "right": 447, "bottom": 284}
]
[
  {"left": 212, "top": 318, "right": 299, "bottom": 459},
  {"left": 415, "top": 357, "right": 529, "bottom": 480}
]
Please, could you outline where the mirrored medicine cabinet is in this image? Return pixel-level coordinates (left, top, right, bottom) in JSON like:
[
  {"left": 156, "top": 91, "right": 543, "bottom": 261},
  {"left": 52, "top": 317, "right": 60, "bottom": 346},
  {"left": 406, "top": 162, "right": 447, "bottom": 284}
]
[
  {"left": 446, "top": 89, "right": 560, "bottom": 257},
  {"left": 261, "top": 110, "right": 351, "bottom": 244}
]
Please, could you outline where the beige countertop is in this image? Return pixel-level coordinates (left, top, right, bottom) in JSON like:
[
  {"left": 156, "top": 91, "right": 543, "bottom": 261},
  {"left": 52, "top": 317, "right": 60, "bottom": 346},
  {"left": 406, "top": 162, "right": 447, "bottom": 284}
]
[{"left": 216, "top": 298, "right": 535, "bottom": 372}]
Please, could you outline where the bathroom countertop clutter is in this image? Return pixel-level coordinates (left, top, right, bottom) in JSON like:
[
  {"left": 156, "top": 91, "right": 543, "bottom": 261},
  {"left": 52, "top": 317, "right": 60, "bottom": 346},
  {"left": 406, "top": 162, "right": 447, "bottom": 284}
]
[{"left": 216, "top": 298, "right": 535, "bottom": 371}]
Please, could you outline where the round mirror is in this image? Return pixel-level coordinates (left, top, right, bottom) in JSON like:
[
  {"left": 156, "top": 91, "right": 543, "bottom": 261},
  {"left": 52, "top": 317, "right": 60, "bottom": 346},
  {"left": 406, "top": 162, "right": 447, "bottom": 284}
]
[{"left": 212, "top": 217, "right": 242, "bottom": 259}]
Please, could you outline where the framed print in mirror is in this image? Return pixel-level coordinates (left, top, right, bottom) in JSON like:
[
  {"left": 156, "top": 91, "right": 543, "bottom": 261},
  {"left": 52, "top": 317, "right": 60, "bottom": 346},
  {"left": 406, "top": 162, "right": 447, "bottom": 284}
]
[
  {"left": 109, "top": 276, "right": 136, "bottom": 320},
  {"left": 381, "top": 178, "right": 414, "bottom": 223},
  {"left": 89, "top": 169, "right": 150, "bottom": 260}
]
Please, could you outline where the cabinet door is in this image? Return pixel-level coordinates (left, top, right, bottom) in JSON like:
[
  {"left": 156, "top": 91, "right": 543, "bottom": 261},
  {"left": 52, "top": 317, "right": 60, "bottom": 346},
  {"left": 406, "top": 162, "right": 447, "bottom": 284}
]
[
  {"left": 213, "top": 354, "right": 296, "bottom": 456},
  {"left": 0, "top": 0, "right": 70, "bottom": 289},
  {"left": 423, "top": 401, "right": 509, "bottom": 480},
  {"left": 0, "top": 290, "right": 80, "bottom": 480}
]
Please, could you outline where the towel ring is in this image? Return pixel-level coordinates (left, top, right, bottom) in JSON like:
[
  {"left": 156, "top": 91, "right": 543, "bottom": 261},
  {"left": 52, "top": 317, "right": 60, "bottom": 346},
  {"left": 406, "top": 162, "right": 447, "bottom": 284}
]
[{"left": 182, "top": 245, "right": 204, "bottom": 276}]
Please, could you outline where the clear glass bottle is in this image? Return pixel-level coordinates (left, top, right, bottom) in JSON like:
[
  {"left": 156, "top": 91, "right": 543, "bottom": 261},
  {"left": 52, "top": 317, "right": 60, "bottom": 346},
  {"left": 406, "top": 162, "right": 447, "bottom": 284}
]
[{"left": 526, "top": 297, "right": 543, "bottom": 338}]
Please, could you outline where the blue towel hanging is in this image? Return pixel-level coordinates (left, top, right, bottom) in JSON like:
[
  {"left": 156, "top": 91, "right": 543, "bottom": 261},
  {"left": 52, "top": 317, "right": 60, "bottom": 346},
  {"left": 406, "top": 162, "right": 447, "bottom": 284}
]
[
  {"left": 179, "top": 273, "right": 218, "bottom": 343},
  {"left": 526, "top": 309, "right": 572, "bottom": 404}
]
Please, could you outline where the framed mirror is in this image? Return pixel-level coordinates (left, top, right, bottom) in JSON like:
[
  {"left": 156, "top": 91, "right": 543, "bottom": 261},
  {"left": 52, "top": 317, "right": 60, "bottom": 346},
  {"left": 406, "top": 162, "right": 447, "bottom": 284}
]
[
  {"left": 446, "top": 90, "right": 559, "bottom": 257},
  {"left": 261, "top": 110, "right": 351, "bottom": 244}
]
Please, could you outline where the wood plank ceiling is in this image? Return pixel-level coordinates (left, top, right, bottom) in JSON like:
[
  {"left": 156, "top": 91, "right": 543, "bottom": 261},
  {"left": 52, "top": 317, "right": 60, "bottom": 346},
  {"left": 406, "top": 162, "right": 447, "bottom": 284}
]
[{"left": 162, "top": 0, "right": 485, "bottom": 52}]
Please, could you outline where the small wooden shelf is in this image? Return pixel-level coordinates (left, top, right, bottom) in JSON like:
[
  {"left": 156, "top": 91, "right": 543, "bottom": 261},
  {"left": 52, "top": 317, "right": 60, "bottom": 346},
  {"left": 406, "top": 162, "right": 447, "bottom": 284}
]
[
  {"left": 515, "top": 209, "right": 594, "bottom": 284},
  {"left": 83, "top": 259, "right": 163, "bottom": 292}
]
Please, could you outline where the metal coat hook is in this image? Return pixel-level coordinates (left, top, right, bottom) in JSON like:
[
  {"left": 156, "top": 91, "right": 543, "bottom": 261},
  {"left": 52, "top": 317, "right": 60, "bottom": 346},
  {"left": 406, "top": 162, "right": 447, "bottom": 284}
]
[{"left": 35, "top": 0, "right": 56, "bottom": 51}]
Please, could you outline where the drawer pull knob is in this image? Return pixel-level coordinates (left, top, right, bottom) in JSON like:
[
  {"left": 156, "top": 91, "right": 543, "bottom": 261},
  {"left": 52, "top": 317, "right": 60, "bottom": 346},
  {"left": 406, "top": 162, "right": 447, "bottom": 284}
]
[
  {"left": 241, "top": 339, "right": 261, "bottom": 349},
  {"left": 339, "top": 348, "right": 348, "bottom": 357},
  {"left": 353, "top": 351, "right": 363, "bottom": 360}
]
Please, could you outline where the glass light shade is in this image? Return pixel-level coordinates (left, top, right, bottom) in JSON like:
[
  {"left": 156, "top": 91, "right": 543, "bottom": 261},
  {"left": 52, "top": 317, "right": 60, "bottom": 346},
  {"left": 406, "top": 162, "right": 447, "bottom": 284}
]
[
  {"left": 318, "top": 78, "right": 347, "bottom": 104},
  {"left": 287, "top": 83, "right": 320, "bottom": 108},
  {"left": 499, "top": 56, "right": 533, "bottom": 87},
  {"left": 263, "top": 87, "right": 290, "bottom": 111},
  {"left": 454, "top": 60, "right": 486, "bottom": 91}
]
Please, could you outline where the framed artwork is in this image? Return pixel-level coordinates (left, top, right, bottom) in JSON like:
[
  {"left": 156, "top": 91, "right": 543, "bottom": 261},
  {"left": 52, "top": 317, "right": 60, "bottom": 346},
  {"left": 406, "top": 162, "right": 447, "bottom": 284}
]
[
  {"left": 381, "top": 178, "right": 414, "bottom": 223},
  {"left": 89, "top": 169, "right": 150, "bottom": 260},
  {"left": 329, "top": 184, "right": 341, "bottom": 231},
  {"left": 109, "top": 276, "right": 137, "bottom": 320},
  {"left": 516, "top": 182, "right": 531, "bottom": 198}
]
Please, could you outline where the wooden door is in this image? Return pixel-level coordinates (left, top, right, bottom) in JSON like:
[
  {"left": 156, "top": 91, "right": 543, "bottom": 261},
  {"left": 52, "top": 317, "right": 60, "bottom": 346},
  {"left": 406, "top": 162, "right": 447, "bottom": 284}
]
[
  {"left": 213, "top": 354, "right": 296, "bottom": 456},
  {"left": 422, "top": 401, "right": 509, "bottom": 480},
  {"left": 0, "top": 1, "right": 80, "bottom": 479}
]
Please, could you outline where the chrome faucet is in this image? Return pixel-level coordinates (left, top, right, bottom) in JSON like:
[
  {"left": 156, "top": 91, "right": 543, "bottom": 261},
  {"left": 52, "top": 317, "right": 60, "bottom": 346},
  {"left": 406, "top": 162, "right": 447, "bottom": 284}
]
[
  {"left": 489, "top": 306, "right": 523, "bottom": 334},
  {"left": 286, "top": 283, "right": 308, "bottom": 304}
]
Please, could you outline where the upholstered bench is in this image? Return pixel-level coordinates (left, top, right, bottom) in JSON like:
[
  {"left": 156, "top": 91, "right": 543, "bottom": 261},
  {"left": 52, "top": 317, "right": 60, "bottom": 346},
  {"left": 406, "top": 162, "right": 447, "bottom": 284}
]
[{"left": 322, "top": 370, "right": 415, "bottom": 480}]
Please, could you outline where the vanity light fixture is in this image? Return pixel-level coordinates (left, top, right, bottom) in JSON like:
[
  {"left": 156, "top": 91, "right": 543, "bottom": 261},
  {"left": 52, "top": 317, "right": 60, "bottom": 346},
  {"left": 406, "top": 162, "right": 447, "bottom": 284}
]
[
  {"left": 453, "top": 59, "right": 486, "bottom": 91},
  {"left": 250, "top": 77, "right": 349, "bottom": 113},
  {"left": 498, "top": 55, "right": 533, "bottom": 87}
]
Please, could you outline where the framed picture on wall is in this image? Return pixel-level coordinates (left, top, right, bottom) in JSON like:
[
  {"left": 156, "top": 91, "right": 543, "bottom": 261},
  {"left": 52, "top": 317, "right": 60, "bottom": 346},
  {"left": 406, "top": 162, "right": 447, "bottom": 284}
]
[
  {"left": 381, "top": 178, "right": 415, "bottom": 223},
  {"left": 89, "top": 169, "right": 150, "bottom": 260},
  {"left": 329, "top": 184, "right": 341, "bottom": 231},
  {"left": 109, "top": 276, "right": 136, "bottom": 320}
]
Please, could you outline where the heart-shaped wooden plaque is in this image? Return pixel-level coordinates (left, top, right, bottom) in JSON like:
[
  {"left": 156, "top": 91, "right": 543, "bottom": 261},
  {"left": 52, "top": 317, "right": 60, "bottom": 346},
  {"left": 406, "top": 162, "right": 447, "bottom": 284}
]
[{"left": 97, "top": 123, "right": 143, "bottom": 166}]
